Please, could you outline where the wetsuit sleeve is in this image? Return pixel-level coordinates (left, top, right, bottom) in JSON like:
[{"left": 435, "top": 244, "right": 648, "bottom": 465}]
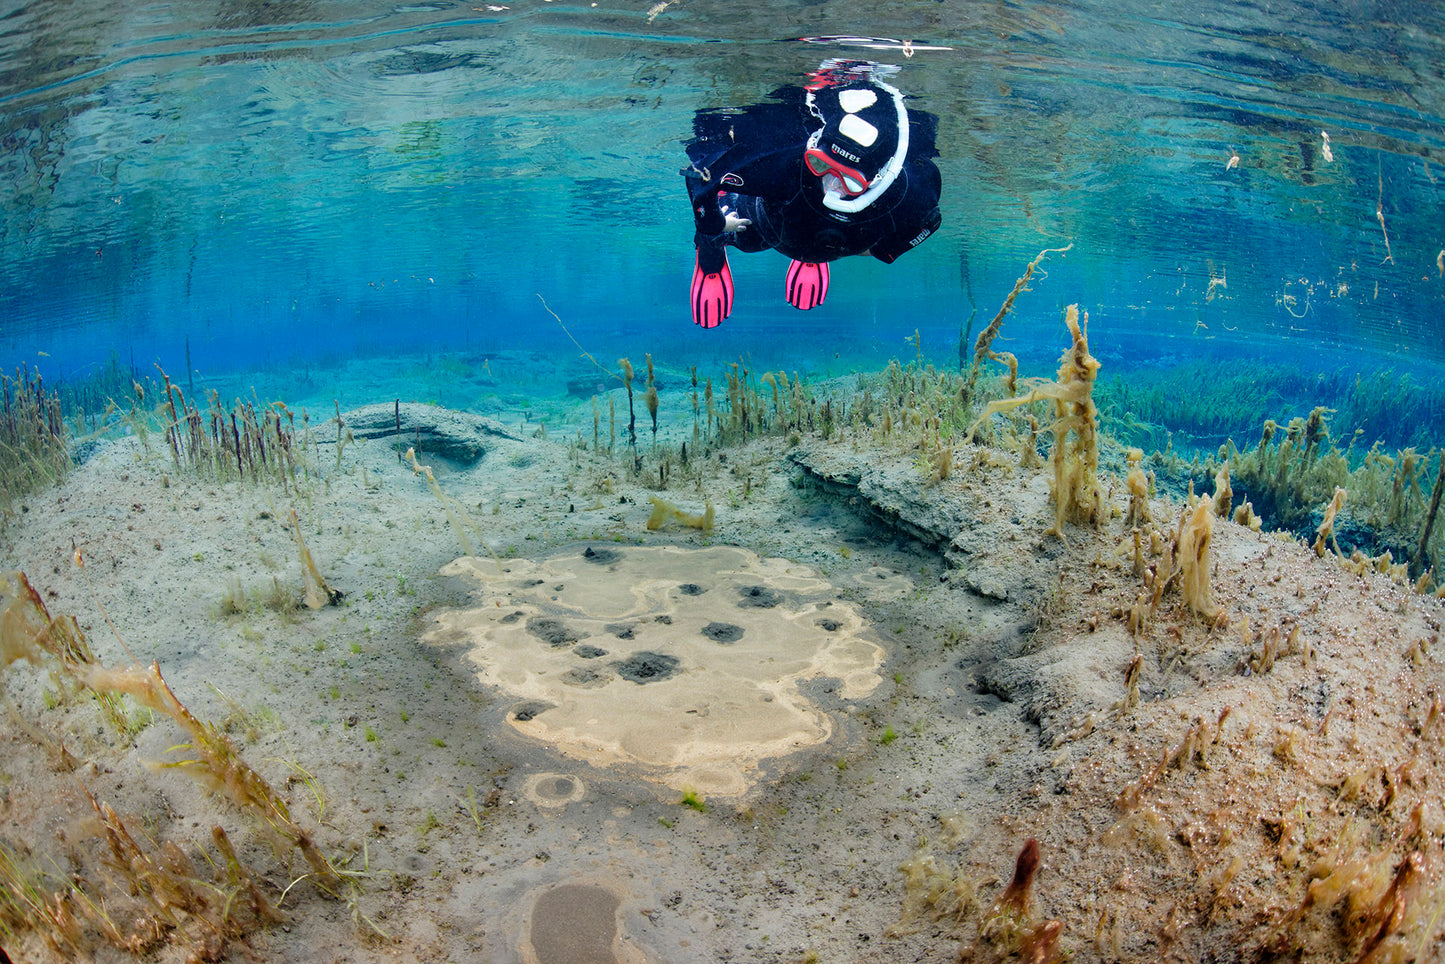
[
  {"left": 685, "top": 98, "right": 812, "bottom": 238},
  {"left": 685, "top": 174, "right": 730, "bottom": 273},
  {"left": 687, "top": 174, "right": 726, "bottom": 235},
  {"left": 687, "top": 142, "right": 802, "bottom": 232},
  {"left": 687, "top": 143, "right": 801, "bottom": 273},
  {"left": 871, "top": 162, "right": 943, "bottom": 264}
]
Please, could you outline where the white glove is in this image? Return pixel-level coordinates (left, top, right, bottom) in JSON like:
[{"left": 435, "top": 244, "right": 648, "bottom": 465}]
[{"left": 721, "top": 206, "right": 752, "bottom": 234}]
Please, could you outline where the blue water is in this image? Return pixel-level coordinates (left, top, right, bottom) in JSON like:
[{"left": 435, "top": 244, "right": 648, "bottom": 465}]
[{"left": 2, "top": 0, "right": 1444, "bottom": 428}]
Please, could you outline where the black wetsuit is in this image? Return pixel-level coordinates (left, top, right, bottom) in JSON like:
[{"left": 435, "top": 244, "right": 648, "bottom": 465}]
[{"left": 683, "top": 87, "right": 942, "bottom": 275}]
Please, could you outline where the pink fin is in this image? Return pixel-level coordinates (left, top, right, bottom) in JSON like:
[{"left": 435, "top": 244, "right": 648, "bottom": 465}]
[{"left": 785, "top": 260, "right": 829, "bottom": 310}]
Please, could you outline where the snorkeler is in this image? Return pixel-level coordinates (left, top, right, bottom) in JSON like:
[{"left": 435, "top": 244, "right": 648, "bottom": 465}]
[{"left": 683, "top": 60, "right": 942, "bottom": 328}]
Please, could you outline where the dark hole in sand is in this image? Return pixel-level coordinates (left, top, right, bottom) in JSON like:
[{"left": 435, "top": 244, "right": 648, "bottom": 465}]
[
  {"left": 654, "top": 614, "right": 672, "bottom": 624},
  {"left": 500, "top": 610, "right": 525, "bottom": 624},
  {"left": 605, "top": 623, "right": 635, "bottom": 640},
  {"left": 737, "top": 585, "right": 781, "bottom": 608},
  {"left": 816, "top": 618, "right": 842, "bottom": 632},
  {"left": 575, "top": 644, "right": 608, "bottom": 659},
  {"left": 529, "top": 883, "right": 620, "bottom": 964},
  {"left": 677, "top": 583, "right": 706, "bottom": 596},
  {"left": 582, "top": 546, "right": 621, "bottom": 565},
  {"left": 701, "top": 621, "right": 745, "bottom": 644},
  {"left": 522, "top": 579, "right": 546, "bottom": 588},
  {"left": 513, "top": 702, "right": 551, "bottom": 722},
  {"left": 528, "top": 617, "right": 583, "bottom": 647},
  {"left": 614, "top": 652, "right": 680, "bottom": 683}
]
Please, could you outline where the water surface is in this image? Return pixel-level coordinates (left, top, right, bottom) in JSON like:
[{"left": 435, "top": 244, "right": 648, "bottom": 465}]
[{"left": 2, "top": 0, "right": 1442, "bottom": 415}]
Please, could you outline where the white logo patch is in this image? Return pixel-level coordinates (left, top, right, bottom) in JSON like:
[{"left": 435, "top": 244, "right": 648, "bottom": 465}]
[
  {"left": 839, "top": 113, "right": 878, "bottom": 147},
  {"left": 839, "top": 88, "right": 878, "bottom": 113}
]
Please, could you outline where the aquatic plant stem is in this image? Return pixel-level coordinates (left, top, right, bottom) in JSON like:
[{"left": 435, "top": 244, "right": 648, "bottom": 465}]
[
  {"left": 958, "top": 307, "right": 976, "bottom": 373},
  {"left": 1414, "top": 455, "right": 1445, "bottom": 579},
  {"left": 1376, "top": 165, "right": 1394, "bottom": 265},
  {"left": 537, "top": 293, "right": 624, "bottom": 388},
  {"left": 965, "top": 243, "right": 1073, "bottom": 401}
]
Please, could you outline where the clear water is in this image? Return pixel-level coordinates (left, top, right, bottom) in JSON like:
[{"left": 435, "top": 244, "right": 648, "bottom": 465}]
[{"left": 2, "top": 0, "right": 1444, "bottom": 425}]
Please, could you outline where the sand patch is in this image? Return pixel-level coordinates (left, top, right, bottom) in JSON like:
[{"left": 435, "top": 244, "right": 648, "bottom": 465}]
[
  {"left": 427, "top": 544, "right": 885, "bottom": 797},
  {"left": 522, "top": 882, "right": 647, "bottom": 964}
]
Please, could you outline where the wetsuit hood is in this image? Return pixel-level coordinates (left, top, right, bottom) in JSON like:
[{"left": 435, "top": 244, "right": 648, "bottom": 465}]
[{"left": 805, "top": 79, "right": 909, "bottom": 215}]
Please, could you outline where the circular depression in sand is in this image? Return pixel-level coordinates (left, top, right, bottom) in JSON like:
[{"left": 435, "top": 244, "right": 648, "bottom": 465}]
[
  {"left": 523, "top": 772, "right": 587, "bottom": 808},
  {"left": 427, "top": 544, "right": 886, "bottom": 797}
]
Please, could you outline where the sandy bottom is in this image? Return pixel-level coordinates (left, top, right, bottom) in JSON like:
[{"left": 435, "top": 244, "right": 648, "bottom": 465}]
[{"left": 2, "top": 358, "right": 1443, "bottom": 964}]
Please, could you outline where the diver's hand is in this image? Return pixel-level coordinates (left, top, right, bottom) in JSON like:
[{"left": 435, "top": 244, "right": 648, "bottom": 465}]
[{"left": 720, "top": 206, "right": 751, "bottom": 234}]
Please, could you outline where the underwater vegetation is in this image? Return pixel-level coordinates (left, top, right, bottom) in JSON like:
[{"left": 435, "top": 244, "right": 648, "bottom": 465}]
[
  {"left": 536, "top": 241, "right": 1445, "bottom": 610},
  {"left": 145, "top": 368, "right": 314, "bottom": 493},
  {"left": 41, "top": 350, "right": 201, "bottom": 427},
  {"left": 645, "top": 496, "right": 714, "bottom": 532},
  {"left": 1097, "top": 361, "right": 1445, "bottom": 459},
  {"left": 290, "top": 508, "right": 343, "bottom": 609},
  {"left": 0, "top": 569, "right": 346, "bottom": 961},
  {"left": 1156, "top": 406, "right": 1445, "bottom": 587},
  {"left": 13, "top": 360, "right": 329, "bottom": 508},
  {"left": 406, "top": 445, "right": 499, "bottom": 561},
  {"left": 969, "top": 303, "right": 1102, "bottom": 540},
  {"left": 915, "top": 250, "right": 1445, "bottom": 595},
  {"left": 0, "top": 367, "right": 69, "bottom": 519}
]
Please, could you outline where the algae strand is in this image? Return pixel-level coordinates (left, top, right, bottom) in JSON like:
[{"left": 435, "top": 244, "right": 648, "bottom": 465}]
[
  {"left": 290, "top": 510, "right": 340, "bottom": 609},
  {"left": 968, "top": 303, "right": 1102, "bottom": 540},
  {"left": 646, "top": 497, "right": 714, "bottom": 532},
  {"left": 965, "top": 243, "right": 1073, "bottom": 402},
  {"left": 1, "top": 570, "right": 339, "bottom": 890}
]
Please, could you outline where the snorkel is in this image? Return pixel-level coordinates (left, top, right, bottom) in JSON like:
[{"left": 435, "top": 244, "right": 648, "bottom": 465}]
[{"left": 805, "top": 77, "right": 910, "bottom": 215}]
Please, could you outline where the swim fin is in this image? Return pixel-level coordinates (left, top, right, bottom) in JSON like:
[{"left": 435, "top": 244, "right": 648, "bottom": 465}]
[
  {"left": 691, "top": 250, "right": 734, "bottom": 329},
  {"left": 785, "top": 259, "right": 829, "bottom": 310}
]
